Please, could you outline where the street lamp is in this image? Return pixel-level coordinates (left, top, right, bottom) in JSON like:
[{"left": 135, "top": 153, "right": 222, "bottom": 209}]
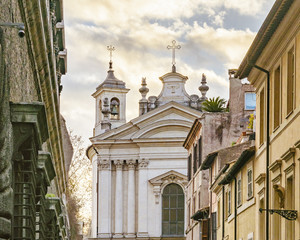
[{"left": 0, "top": 23, "right": 25, "bottom": 38}]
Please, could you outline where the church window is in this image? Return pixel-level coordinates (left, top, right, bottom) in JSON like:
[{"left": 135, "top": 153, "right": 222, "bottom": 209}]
[
  {"left": 244, "top": 92, "right": 256, "bottom": 110},
  {"left": 273, "top": 66, "right": 281, "bottom": 129},
  {"left": 110, "top": 97, "right": 120, "bottom": 120},
  {"left": 287, "top": 46, "right": 295, "bottom": 116},
  {"left": 162, "top": 184, "right": 184, "bottom": 236}
]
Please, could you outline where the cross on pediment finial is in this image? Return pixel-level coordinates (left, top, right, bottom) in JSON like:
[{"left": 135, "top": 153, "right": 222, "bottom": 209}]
[
  {"left": 167, "top": 40, "right": 181, "bottom": 72},
  {"left": 107, "top": 45, "right": 115, "bottom": 69}
]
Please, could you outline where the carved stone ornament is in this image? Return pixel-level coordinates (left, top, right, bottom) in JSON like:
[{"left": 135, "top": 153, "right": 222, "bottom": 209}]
[
  {"left": 149, "top": 170, "right": 188, "bottom": 204},
  {"left": 98, "top": 159, "right": 110, "bottom": 170},
  {"left": 126, "top": 159, "right": 136, "bottom": 170},
  {"left": 273, "top": 184, "right": 285, "bottom": 208},
  {"left": 114, "top": 159, "right": 123, "bottom": 170},
  {"left": 138, "top": 158, "right": 149, "bottom": 169}
]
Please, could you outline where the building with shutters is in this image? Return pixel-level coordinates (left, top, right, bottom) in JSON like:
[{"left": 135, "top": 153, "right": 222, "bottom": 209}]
[
  {"left": 183, "top": 71, "right": 255, "bottom": 240},
  {"left": 235, "top": 0, "right": 300, "bottom": 239}
]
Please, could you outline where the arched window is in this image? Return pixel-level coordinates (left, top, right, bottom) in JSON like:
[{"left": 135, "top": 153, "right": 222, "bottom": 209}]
[
  {"left": 162, "top": 183, "right": 184, "bottom": 236},
  {"left": 110, "top": 97, "right": 120, "bottom": 120},
  {"left": 99, "top": 100, "right": 102, "bottom": 122}
]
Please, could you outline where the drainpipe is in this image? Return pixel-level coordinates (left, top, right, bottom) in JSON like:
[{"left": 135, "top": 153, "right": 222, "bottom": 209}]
[
  {"left": 209, "top": 168, "right": 212, "bottom": 240},
  {"left": 252, "top": 64, "right": 270, "bottom": 240},
  {"left": 96, "top": 166, "right": 99, "bottom": 237},
  {"left": 234, "top": 177, "right": 237, "bottom": 240},
  {"left": 222, "top": 186, "right": 225, "bottom": 239}
]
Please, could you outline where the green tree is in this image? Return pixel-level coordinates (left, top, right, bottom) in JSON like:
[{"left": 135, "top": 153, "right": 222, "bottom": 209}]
[{"left": 201, "top": 97, "right": 227, "bottom": 112}]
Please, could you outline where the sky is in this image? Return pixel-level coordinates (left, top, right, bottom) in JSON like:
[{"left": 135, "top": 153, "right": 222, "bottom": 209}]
[{"left": 60, "top": 0, "right": 275, "bottom": 145}]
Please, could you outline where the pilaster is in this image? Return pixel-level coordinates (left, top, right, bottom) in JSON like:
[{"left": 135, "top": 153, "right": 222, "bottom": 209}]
[
  {"left": 126, "top": 160, "right": 136, "bottom": 238},
  {"left": 114, "top": 160, "right": 124, "bottom": 238},
  {"left": 98, "top": 158, "right": 112, "bottom": 238},
  {"left": 137, "top": 159, "right": 149, "bottom": 237}
]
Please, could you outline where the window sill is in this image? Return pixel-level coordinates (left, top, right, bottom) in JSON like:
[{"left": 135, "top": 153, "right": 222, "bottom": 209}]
[
  {"left": 247, "top": 195, "right": 254, "bottom": 201},
  {"left": 272, "top": 125, "right": 280, "bottom": 133},
  {"left": 286, "top": 110, "right": 293, "bottom": 119},
  {"left": 237, "top": 197, "right": 255, "bottom": 215},
  {"left": 259, "top": 142, "right": 265, "bottom": 149}
]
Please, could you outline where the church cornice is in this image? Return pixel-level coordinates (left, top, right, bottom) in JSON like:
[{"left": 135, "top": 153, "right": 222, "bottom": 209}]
[
  {"left": 90, "top": 101, "right": 203, "bottom": 141},
  {"left": 92, "top": 86, "right": 130, "bottom": 98},
  {"left": 159, "top": 72, "right": 188, "bottom": 81}
]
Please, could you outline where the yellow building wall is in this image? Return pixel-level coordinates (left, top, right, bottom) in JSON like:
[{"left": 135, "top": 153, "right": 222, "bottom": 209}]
[{"left": 249, "top": 8, "right": 300, "bottom": 239}]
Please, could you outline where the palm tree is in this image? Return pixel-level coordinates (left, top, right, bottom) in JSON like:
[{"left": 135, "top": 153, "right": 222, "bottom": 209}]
[{"left": 201, "top": 96, "right": 227, "bottom": 112}]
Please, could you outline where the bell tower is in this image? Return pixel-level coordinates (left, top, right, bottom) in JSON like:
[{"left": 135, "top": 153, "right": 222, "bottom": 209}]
[{"left": 92, "top": 45, "right": 130, "bottom": 136}]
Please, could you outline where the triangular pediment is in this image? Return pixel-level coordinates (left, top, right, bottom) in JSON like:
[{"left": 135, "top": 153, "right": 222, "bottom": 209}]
[
  {"left": 149, "top": 170, "right": 188, "bottom": 185},
  {"left": 90, "top": 101, "right": 202, "bottom": 143}
]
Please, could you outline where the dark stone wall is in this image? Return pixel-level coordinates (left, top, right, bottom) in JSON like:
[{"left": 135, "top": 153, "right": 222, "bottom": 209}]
[
  {"left": 0, "top": 0, "right": 39, "bottom": 103},
  {"left": 0, "top": 1, "right": 40, "bottom": 238}
]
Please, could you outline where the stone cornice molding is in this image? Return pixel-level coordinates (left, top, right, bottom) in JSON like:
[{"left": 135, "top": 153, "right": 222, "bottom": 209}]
[
  {"left": 149, "top": 170, "right": 188, "bottom": 204},
  {"left": 269, "top": 159, "right": 282, "bottom": 172},
  {"left": 138, "top": 158, "right": 149, "bottom": 169},
  {"left": 281, "top": 147, "right": 296, "bottom": 161}
]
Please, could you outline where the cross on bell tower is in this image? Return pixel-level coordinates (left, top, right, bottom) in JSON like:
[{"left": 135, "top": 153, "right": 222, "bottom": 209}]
[
  {"left": 167, "top": 40, "right": 181, "bottom": 73},
  {"left": 107, "top": 45, "right": 115, "bottom": 69}
]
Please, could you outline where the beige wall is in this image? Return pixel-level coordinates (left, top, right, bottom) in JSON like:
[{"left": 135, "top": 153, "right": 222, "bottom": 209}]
[{"left": 248, "top": 2, "right": 300, "bottom": 239}]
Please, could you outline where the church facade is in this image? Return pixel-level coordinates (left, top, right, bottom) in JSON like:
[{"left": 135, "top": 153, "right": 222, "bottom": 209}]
[{"left": 87, "top": 43, "right": 209, "bottom": 239}]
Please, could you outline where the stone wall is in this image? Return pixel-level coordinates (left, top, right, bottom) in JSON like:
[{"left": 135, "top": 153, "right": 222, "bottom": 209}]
[
  {"left": 0, "top": 0, "right": 39, "bottom": 103},
  {"left": 0, "top": 0, "right": 70, "bottom": 238}
]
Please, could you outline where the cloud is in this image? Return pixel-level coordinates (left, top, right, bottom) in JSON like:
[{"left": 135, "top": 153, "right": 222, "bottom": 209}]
[
  {"left": 60, "top": 0, "right": 272, "bottom": 147},
  {"left": 187, "top": 22, "right": 255, "bottom": 67}
]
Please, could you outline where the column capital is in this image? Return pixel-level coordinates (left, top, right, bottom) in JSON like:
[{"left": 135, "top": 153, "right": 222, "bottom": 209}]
[
  {"left": 114, "top": 159, "right": 124, "bottom": 170},
  {"left": 138, "top": 158, "right": 149, "bottom": 169},
  {"left": 126, "top": 159, "right": 136, "bottom": 170},
  {"left": 98, "top": 159, "right": 111, "bottom": 170}
]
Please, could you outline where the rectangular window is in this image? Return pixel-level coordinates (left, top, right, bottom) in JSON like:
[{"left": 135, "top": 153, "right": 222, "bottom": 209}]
[
  {"left": 193, "top": 196, "right": 196, "bottom": 214},
  {"left": 198, "top": 191, "right": 201, "bottom": 209},
  {"left": 217, "top": 200, "right": 221, "bottom": 228},
  {"left": 211, "top": 212, "right": 217, "bottom": 240},
  {"left": 273, "top": 66, "right": 281, "bottom": 129},
  {"left": 188, "top": 203, "right": 191, "bottom": 226},
  {"left": 198, "top": 137, "right": 202, "bottom": 167},
  {"left": 228, "top": 185, "right": 231, "bottom": 216},
  {"left": 193, "top": 144, "right": 198, "bottom": 174},
  {"left": 202, "top": 219, "right": 209, "bottom": 240},
  {"left": 259, "top": 88, "right": 265, "bottom": 145},
  {"left": 188, "top": 154, "right": 191, "bottom": 181},
  {"left": 247, "top": 166, "right": 253, "bottom": 199},
  {"left": 237, "top": 173, "right": 242, "bottom": 206},
  {"left": 245, "top": 92, "right": 256, "bottom": 110},
  {"left": 286, "top": 176, "right": 295, "bottom": 239},
  {"left": 225, "top": 191, "right": 228, "bottom": 219},
  {"left": 287, "top": 47, "right": 295, "bottom": 115}
]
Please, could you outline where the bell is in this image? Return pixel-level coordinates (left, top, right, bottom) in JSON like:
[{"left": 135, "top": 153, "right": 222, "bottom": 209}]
[{"left": 111, "top": 106, "right": 118, "bottom": 115}]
